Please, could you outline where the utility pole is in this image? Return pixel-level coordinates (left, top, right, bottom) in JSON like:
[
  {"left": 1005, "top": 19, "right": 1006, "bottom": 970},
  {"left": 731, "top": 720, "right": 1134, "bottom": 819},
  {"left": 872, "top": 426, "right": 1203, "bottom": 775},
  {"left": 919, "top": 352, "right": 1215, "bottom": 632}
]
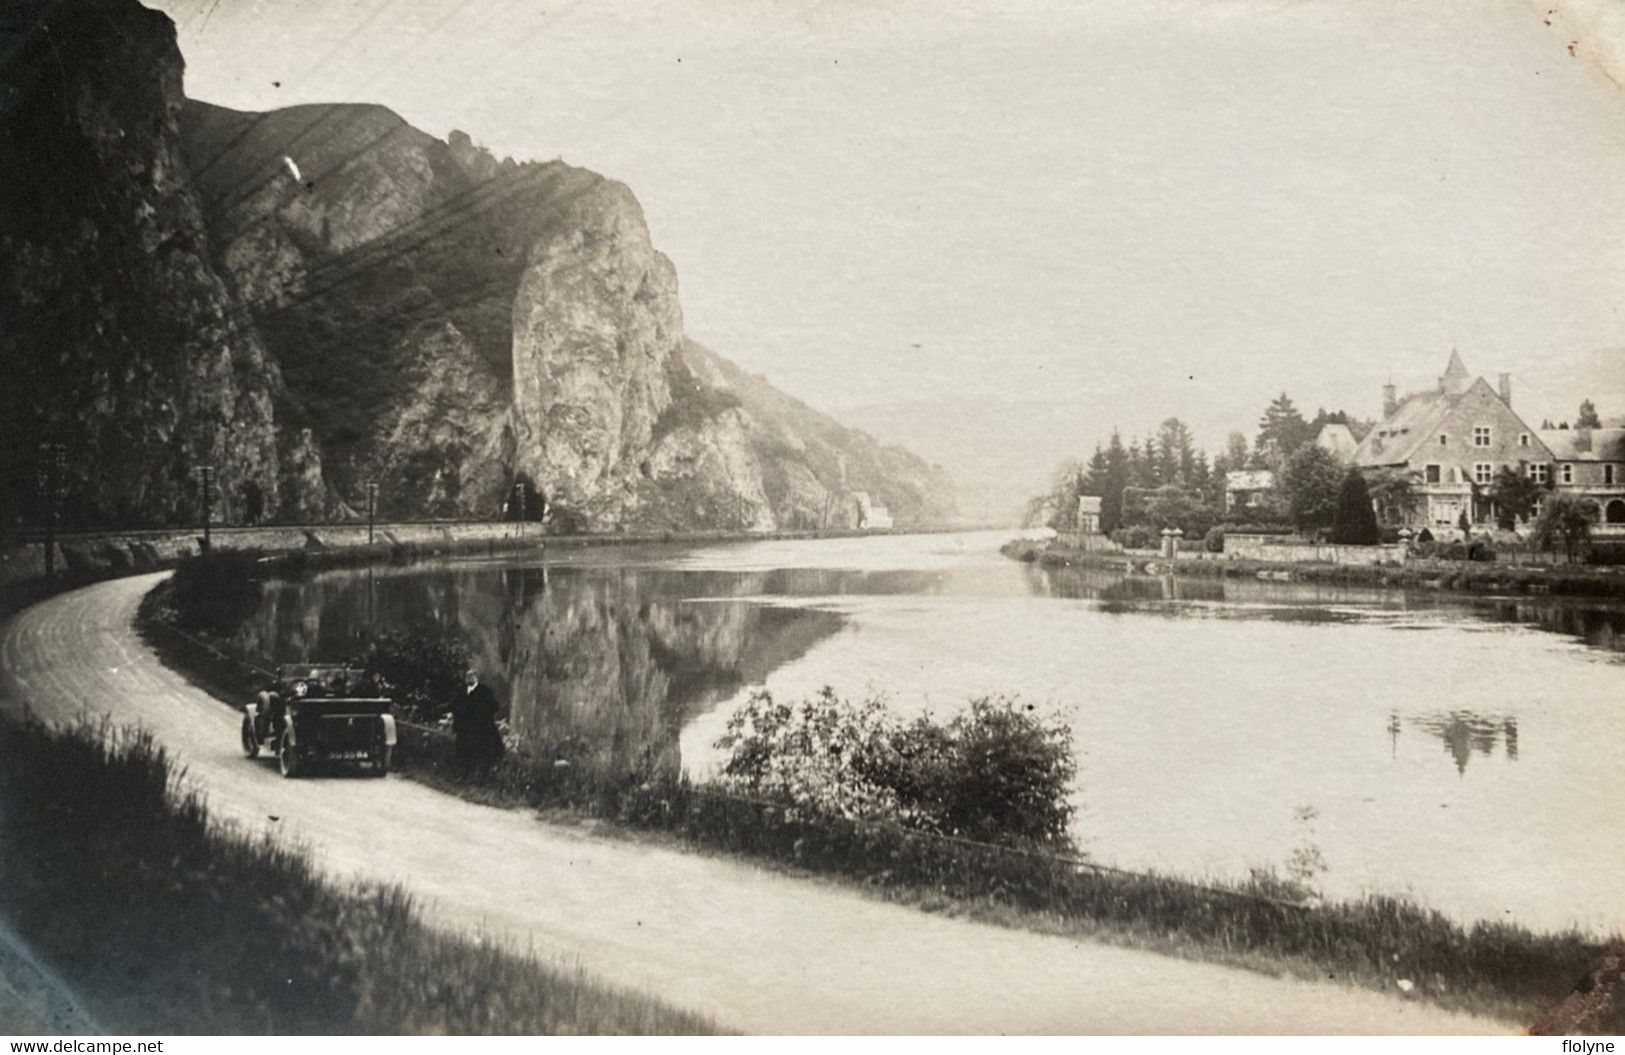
[
  {"left": 196, "top": 465, "right": 215, "bottom": 552},
  {"left": 513, "top": 480, "right": 526, "bottom": 537},
  {"left": 36, "top": 443, "right": 65, "bottom": 580},
  {"left": 366, "top": 481, "right": 379, "bottom": 545}
]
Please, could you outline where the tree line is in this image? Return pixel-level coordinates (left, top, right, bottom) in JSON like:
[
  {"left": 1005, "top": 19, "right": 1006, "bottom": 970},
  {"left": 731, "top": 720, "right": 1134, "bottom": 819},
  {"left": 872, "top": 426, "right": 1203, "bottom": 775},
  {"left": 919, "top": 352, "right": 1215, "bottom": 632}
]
[
  {"left": 1029, "top": 393, "right": 1611, "bottom": 555},
  {"left": 1027, "top": 393, "right": 1373, "bottom": 543}
]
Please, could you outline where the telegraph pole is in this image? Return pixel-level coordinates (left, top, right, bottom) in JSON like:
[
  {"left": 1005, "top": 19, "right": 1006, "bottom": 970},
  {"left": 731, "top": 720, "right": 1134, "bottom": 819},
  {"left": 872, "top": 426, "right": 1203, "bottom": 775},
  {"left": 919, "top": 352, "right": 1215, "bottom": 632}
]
[
  {"left": 196, "top": 465, "right": 215, "bottom": 552},
  {"left": 36, "top": 443, "right": 65, "bottom": 580},
  {"left": 513, "top": 480, "right": 526, "bottom": 537},
  {"left": 366, "top": 481, "right": 379, "bottom": 545}
]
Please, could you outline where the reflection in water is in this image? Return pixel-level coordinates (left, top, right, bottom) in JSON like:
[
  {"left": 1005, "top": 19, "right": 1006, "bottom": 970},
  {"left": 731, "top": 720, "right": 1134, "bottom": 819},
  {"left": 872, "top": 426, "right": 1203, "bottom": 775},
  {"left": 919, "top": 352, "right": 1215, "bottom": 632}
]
[
  {"left": 232, "top": 556, "right": 1616, "bottom": 787},
  {"left": 1395, "top": 710, "right": 1520, "bottom": 774},
  {"left": 231, "top": 563, "right": 870, "bottom": 781},
  {"left": 1481, "top": 599, "right": 1625, "bottom": 655},
  {"left": 223, "top": 536, "right": 1625, "bottom": 934}
]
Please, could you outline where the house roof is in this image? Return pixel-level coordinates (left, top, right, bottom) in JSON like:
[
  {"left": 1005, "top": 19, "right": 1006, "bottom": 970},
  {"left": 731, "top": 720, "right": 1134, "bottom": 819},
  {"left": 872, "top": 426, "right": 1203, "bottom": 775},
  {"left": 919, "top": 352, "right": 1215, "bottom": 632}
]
[
  {"left": 1351, "top": 386, "right": 1452, "bottom": 467},
  {"left": 1315, "top": 423, "right": 1358, "bottom": 459},
  {"left": 1353, "top": 352, "right": 1550, "bottom": 468},
  {"left": 1440, "top": 349, "right": 1472, "bottom": 394},
  {"left": 1538, "top": 428, "right": 1625, "bottom": 461}
]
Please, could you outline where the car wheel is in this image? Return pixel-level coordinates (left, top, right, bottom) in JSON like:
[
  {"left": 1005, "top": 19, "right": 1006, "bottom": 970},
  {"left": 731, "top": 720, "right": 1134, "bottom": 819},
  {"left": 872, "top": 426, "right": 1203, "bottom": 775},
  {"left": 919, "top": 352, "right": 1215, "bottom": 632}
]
[
  {"left": 371, "top": 744, "right": 392, "bottom": 777},
  {"left": 241, "top": 716, "right": 260, "bottom": 759},
  {"left": 278, "top": 733, "right": 301, "bottom": 778}
]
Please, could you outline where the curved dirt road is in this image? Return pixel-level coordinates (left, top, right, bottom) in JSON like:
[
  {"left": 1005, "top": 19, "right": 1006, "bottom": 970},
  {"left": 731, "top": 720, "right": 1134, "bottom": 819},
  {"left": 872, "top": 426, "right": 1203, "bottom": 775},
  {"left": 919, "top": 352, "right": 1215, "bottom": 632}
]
[{"left": 0, "top": 575, "right": 1510, "bottom": 1035}]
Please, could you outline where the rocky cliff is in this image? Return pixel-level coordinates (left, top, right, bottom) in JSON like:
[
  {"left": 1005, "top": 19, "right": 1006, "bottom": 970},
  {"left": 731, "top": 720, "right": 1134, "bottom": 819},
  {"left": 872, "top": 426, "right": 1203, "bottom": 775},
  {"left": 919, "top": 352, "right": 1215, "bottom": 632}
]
[
  {"left": 0, "top": 0, "right": 311, "bottom": 530},
  {"left": 1, "top": 0, "right": 956, "bottom": 534}
]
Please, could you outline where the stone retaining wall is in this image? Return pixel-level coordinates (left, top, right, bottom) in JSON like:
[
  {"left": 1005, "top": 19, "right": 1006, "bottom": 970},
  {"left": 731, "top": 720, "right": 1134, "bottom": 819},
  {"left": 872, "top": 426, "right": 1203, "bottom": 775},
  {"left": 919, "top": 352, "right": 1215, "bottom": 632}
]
[{"left": 1223, "top": 534, "right": 1407, "bottom": 566}]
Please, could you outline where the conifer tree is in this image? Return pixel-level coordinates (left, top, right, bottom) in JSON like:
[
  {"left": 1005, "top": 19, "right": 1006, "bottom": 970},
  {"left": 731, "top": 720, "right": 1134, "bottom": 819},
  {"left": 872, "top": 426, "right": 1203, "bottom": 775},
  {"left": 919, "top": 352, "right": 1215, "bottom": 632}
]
[{"left": 1330, "top": 469, "right": 1381, "bottom": 545}]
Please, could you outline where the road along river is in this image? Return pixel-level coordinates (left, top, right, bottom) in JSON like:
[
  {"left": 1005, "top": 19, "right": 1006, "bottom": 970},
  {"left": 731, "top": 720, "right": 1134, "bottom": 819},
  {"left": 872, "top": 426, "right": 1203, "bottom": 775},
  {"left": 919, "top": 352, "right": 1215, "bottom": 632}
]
[{"left": 0, "top": 573, "right": 1510, "bottom": 1034}]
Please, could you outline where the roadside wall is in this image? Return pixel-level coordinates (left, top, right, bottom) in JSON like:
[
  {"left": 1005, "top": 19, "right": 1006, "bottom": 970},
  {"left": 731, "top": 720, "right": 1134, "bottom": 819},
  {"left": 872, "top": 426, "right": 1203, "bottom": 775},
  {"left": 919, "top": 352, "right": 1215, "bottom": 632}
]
[
  {"left": 1224, "top": 534, "right": 1407, "bottom": 566},
  {"left": 1053, "top": 530, "right": 1123, "bottom": 553}
]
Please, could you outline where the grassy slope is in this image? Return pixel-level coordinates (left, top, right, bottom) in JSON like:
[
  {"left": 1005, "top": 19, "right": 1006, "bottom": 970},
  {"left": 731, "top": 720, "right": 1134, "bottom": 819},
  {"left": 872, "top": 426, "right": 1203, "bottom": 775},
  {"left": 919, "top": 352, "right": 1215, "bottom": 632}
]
[{"left": 0, "top": 713, "right": 721, "bottom": 1035}]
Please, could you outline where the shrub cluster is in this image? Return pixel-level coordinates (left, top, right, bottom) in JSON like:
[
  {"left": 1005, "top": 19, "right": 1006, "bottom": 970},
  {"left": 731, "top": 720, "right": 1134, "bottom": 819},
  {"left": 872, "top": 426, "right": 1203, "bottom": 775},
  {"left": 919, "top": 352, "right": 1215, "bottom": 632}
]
[
  {"left": 1414, "top": 539, "right": 1497, "bottom": 562},
  {"left": 714, "top": 689, "right": 1076, "bottom": 850},
  {"left": 1111, "top": 524, "right": 1158, "bottom": 551},
  {"left": 356, "top": 625, "right": 471, "bottom": 723},
  {"left": 1218, "top": 522, "right": 1296, "bottom": 535}
]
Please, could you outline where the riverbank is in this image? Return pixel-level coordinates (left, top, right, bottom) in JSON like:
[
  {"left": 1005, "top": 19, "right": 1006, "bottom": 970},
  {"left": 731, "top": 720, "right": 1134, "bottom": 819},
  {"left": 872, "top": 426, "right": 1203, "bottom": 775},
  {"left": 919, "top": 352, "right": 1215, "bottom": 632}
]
[
  {"left": 1002, "top": 537, "right": 1625, "bottom": 598},
  {"left": 0, "top": 521, "right": 969, "bottom": 623},
  {"left": 133, "top": 554, "right": 1623, "bottom": 1032}
]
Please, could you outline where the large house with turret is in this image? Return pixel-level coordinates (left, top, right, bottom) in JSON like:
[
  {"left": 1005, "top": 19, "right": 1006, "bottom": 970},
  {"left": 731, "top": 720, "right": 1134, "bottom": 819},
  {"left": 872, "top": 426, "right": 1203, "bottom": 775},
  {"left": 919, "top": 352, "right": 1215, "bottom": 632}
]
[{"left": 1351, "top": 352, "right": 1625, "bottom": 535}]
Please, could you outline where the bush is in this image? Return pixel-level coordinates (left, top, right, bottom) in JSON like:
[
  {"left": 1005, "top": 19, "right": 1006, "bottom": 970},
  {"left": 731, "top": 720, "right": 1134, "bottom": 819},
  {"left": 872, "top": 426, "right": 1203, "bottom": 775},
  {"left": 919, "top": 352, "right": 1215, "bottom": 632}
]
[
  {"left": 1219, "top": 521, "right": 1294, "bottom": 535},
  {"left": 1421, "top": 539, "right": 1496, "bottom": 562},
  {"left": 1111, "top": 525, "right": 1158, "bottom": 551},
  {"left": 355, "top": 626, "right": 470, "bottom": 722},
  {"left": 715, "top": 689, "right": 1076, "bottom": 850},
  {"left": 1204, "top": 526, "right": 1225, "bottom": 553},
  {"left": 1586, "top": 542, "right": 1625, "bottom": 566}
]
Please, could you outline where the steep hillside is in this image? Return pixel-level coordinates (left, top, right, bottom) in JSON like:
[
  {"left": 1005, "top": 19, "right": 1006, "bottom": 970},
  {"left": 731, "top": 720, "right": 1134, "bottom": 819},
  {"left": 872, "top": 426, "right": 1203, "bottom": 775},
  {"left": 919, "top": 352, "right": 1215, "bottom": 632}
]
[
  {"left": 0, "top": 0, "right": 313, "bottom": 531},
  {"left": 2, "top": 0, "right": 955, "bottom": 533},
  {"left": 180, "top": 96, "right": 956, "bottom": 530},
  {"left": 679, "top": 342, "right": 957, "bottom": 529}
]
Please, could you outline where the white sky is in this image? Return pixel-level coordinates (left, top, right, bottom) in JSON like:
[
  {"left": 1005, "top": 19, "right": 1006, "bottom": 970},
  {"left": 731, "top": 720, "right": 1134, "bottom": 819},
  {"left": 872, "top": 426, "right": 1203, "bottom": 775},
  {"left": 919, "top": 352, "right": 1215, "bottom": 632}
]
[{"left": 151, "top": 0, "right": 1625, "bottom": 519}]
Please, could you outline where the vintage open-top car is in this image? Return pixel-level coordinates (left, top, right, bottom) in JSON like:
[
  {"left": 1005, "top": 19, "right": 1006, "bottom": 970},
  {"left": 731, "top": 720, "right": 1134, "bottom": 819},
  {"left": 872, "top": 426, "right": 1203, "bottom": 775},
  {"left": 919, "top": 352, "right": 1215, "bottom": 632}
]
[{"left": 242, "top": 663, "right": 397, "bottom": 778}]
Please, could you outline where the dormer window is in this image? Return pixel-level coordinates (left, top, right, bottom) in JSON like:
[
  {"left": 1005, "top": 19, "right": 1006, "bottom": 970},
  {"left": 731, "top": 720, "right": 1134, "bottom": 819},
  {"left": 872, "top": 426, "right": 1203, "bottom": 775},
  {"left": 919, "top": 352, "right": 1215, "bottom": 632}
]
[{"left": 1473, "top": 426, "right": 1491, "bottom": 447}]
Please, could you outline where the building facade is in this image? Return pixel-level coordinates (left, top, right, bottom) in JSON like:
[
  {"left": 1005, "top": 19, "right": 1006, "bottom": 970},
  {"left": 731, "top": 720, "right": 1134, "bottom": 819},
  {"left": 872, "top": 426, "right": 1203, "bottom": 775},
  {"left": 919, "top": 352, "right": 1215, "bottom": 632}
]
[
  {"left": 1352, "top": 352, "right": 1623, "bottom": 535},
  {"left": 1537, "top": 427, "right": 1625, "bottom": 531}
]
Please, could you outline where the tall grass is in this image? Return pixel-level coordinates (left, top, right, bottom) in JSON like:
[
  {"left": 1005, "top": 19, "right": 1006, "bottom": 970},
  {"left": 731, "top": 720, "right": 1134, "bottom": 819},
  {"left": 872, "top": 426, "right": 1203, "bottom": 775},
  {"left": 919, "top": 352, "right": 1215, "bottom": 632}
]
[{"left": 0, "top": 713, "right": 721, "bottom": 1035}]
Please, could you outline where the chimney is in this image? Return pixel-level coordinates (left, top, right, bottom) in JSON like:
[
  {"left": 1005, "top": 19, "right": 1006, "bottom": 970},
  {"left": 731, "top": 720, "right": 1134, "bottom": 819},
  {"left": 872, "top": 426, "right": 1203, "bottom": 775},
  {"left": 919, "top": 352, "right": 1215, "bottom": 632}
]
[
  {"left": 1498, "top": 372, "right": 1512, "bottom": 407},
  {"left": 1382, "top": 383, "right": 1397, "bottom": 419},
  {"left": 1575, "top": 428, "right": 1593, "bottom": 453}
]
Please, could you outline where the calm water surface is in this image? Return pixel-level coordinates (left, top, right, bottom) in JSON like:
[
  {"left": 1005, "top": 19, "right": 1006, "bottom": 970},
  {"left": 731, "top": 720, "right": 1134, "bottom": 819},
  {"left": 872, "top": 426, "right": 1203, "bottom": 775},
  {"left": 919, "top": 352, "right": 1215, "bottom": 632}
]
[{"left": 231, "top": 531, "right": 1625, "bottom": 935}]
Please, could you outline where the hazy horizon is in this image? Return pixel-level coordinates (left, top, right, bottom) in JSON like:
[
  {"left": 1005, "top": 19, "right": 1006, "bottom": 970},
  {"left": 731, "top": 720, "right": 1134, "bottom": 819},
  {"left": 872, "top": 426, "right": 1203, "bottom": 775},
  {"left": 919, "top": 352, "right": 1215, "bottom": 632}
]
[{"left": 150, "top": 0, "right": 1625, "bottom": 521}]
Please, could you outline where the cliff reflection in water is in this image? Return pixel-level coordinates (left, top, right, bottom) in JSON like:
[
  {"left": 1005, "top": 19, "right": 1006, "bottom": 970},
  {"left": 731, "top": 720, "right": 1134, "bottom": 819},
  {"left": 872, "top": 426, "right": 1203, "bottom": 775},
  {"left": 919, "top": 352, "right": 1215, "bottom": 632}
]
[{"left": 232, "top": 563, "right": 862, "bottom": 781}]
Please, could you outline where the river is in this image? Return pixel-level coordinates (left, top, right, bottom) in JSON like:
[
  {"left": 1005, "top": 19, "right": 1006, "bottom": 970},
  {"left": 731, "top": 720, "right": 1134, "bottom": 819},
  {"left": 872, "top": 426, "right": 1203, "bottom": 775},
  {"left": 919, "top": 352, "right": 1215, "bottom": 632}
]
[{"left": 225, "top": 530, "right": 1625, "bottom": 937}]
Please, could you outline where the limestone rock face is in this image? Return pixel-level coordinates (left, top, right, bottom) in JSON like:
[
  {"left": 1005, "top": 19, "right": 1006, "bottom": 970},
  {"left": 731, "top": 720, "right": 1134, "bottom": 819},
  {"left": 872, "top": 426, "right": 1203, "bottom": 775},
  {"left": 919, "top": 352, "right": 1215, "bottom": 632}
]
[
  {"left": 639, "top": 409, "right": 778, "bottom": 532},
  {"left": 2, "top": 0, "right": 955, "bottom": 535},
  {"left": 510, "top": 181, "right": 684, "bottom": 526},
  {"left": 0, "top": 0, "right": 297, "bottom": 528},
  {"left": 363, "top": 321, "right": 512, "bottom": 518},
  {"left": 277, "top": 429, "right": 332, "bottom": 523}
]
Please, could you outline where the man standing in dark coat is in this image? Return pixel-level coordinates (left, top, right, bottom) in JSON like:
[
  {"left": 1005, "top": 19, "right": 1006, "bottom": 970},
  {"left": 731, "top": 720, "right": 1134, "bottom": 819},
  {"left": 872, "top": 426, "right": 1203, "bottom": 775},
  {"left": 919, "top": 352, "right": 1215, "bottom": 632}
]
[{"left": 452, "top": 667, "right": 504, "bottom": 774}]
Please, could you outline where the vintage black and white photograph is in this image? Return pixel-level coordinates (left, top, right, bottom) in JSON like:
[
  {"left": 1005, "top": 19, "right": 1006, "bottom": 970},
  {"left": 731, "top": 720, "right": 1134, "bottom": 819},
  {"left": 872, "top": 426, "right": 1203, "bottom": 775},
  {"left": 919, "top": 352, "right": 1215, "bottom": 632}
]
[{"left": 2, "top": 0, "right": 1624, "bottom": 1038}]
